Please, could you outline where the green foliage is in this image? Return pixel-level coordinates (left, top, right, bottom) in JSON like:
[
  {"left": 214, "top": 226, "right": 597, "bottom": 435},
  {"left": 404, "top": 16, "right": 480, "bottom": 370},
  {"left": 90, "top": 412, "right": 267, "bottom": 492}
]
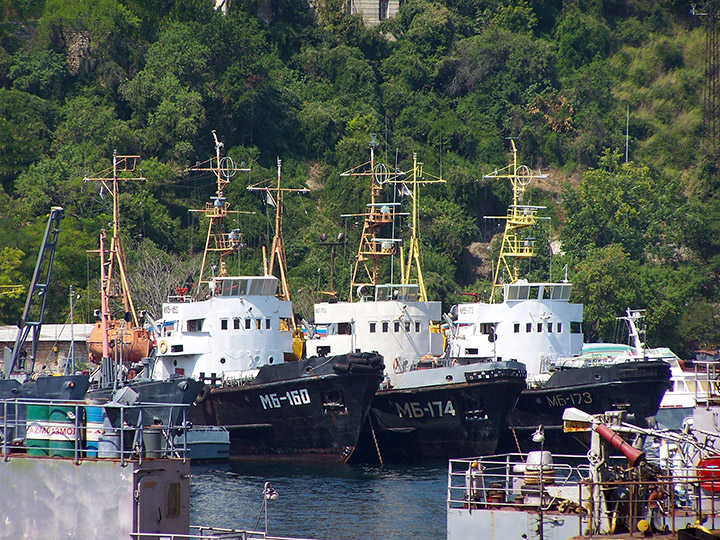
[
  {"left": 571, "top": 244, "right": 646, "bottom": 342},
  {"left": 400, "top": 0, "right": 457, "bottom": 59},
  {"left": 0, "top": 89, "right": 55, "bottom": 192},
  {"left": 554, "top": 8, "right": 613, "bottom": 74},
  {"left": 560, "top": 155, "right": 684, "bottom": 262},
  {"left": 0, "top": 247, "right": 25, "bottom": 323},
  {"left": 9, "top": 50, "right": 67, "bottom": 98},
  {"left": 0, "top": 0, "right": 718, "bottom": 353},
  {"left": 494, "top": 0, "right": 538, "bottom": 34}
]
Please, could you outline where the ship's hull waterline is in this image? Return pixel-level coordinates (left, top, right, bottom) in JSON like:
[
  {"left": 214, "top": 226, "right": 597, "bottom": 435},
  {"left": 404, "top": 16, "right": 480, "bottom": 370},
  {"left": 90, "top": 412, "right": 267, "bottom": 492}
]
[{"left": 192, "top": 353, "right": 384, "bottom": 462}]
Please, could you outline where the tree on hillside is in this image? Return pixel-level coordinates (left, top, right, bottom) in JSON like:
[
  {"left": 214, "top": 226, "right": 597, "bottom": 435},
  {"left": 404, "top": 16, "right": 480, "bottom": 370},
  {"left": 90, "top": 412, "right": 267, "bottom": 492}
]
[{"left": 560, "top": 151, "right": 684, "bottom": 263}]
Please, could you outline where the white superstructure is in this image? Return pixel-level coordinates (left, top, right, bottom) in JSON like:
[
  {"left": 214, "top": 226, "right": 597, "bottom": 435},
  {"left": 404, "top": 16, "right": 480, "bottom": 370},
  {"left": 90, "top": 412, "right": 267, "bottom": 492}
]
[
  {"left": 151, "top": 133, "right": 301, "bottom": 385},
  {"left": 306, "top": 284, "right": 444, "bottom": 386},
  {"left": 153, "top": 276, "right": 295, "bottom": 381},
  {"left": 446, "top": 280, "right": 584, "bottom": 378}
]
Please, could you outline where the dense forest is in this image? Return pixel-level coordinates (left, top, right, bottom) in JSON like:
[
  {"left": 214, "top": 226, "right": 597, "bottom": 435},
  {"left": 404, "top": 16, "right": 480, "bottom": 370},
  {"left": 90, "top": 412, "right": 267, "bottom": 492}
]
[{"left": 0, "top": 0, "right": 718, "bottom": 359}]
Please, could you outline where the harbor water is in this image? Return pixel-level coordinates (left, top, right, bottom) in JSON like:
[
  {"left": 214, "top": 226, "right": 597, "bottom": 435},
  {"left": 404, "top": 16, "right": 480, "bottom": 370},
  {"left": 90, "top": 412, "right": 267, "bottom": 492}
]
[{"left": 190, "top": 461, "right": 447, "bottom": 540}]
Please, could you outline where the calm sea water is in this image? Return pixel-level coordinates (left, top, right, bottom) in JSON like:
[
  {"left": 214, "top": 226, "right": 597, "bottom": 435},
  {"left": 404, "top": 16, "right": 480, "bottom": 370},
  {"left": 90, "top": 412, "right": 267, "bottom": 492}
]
[{"left": 190, "top": 460, "right": 447, "bottom": 540}]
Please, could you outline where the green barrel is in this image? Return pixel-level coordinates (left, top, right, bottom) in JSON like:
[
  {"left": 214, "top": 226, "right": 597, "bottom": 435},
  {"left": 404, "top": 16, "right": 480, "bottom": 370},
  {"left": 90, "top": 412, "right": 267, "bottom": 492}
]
[
  {"left": 26, "top": 405, "right": 49, "bottom": 456},
  {"left": 48, "top": 405, "right": 77, "bottom": 458}
]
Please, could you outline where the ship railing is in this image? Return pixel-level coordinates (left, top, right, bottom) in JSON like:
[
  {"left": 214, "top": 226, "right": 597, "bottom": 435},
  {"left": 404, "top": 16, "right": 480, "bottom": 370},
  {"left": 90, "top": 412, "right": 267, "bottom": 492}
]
[
  {"left": 689, "top": 360, "right": 720, "bottom": 405},
  {"left": 447, "top": 453, "right": 591, "bottom": 512},
  {"left": 576, "top": 472, "right": 720, "bottom": 534},
  {"left": 0, "top": 397, "right": 192, "bottom": 466},
  {"left": 448, "top": 453, "right": 720, "bottom": 535},
  {"left": 168, "top": 294, "right": 195, "bottom": 303}
]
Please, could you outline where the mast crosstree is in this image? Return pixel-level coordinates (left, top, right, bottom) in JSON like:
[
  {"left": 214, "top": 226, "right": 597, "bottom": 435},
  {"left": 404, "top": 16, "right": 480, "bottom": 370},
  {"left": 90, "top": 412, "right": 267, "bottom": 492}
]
[
  {"left": 187, "top": 131, "right": 252, "bottom": 296},
  {"left": 343, "top": 136, "right": 404, "bottom": 301},
  {"left": 344, "top": 136, "right": 444, "bottom": 302},
  {"left": 392, "top": 153, "right": 444, "bottom": 302},
  {"left": 248, "top": 158, "right": 309, "bottom": 303},
  {"left": 84, "top": 153, "right": 145, "bottom": 327},
  {"left": 484, "top": 140, "right": 547, "bottom": 301}
]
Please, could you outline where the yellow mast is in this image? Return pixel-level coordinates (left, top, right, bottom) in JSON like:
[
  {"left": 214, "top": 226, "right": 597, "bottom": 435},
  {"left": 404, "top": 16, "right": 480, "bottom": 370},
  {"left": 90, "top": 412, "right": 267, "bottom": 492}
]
[
  {"left": 84, "top": 153, "right": 146, "bottom": 327},
  {"left": 393, "top": 153, "right": 445, "bottom": 302},
  {"left": 187, "top": 131, "right": 252, "bottom": 297},
  {"left": 484, "top": 140, "right": 547, "bottom": 301},
  {"left": 247, "top": 158, "right": 309, "bottom": 303}
]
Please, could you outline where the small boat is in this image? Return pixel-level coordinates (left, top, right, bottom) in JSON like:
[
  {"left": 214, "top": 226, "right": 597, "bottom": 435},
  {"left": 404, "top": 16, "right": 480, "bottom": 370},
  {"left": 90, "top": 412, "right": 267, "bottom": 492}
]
[
  {"left": 150, "top": 133, "right": 384, "bottom": 462},
  {"left": 444, "top": 141, "right": 671, "bottom": 453},
  {"left": 306, "top": 139, "right": 527, "bottom": 462},
  {"left": 173, "top": 425, "right": 230, "bottom": 460},
  {"left": 567, "top": 309, "right": 698, "bottom": 431}
]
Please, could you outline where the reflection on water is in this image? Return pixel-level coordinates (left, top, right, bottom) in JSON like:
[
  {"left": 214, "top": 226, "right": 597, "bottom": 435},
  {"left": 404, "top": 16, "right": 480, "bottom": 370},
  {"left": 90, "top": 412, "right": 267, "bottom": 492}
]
[{"left": 190, "top": 460, "right": 447, "bottom": 540}]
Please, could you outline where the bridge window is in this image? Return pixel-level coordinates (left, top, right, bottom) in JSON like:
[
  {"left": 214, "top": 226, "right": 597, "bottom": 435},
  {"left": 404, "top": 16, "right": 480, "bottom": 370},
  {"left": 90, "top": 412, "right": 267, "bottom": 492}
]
[
  {"left": 394, "top": 321, "right": 400, "bottom": 332},
  {"left": 234, "top": 318, "right": 240, "bottom": 330},
  {"left": 480, "top": 323, "right": 495, "bottom": 334},
  {"left": 526, "top": 322, "right": 532, "bottom": 333},
  {"left": 338, "top": 322, "right": 352, "bottom": 335},
  {"left": 382, "top": 321, "right": 389, "bottom": 333},
  {"left": 547, "top": 322, "right": 553, "bottom": 333},
  {"left": 187, "top": 319, "right": 204, "bottom": 332},
  {"left": 369, "top": 322, "right": 377, "bottom": 333},
  {"left": 415, "top": 321, "right": 421, "bottom": 332},
  {"left": 245, "top": 318, "right": 252, "bottom": 330},
  {"left": 571, "top": 321, "right": 582, "bottom": 334},
  {"left": 514, "top": 323, "right": 520, "bottom": 333},
  {"left": 557, "top": 322, "right": 563, "bottom": 333},
  {"left": 221, "top": 319, "right": 228, "bottom": 330},
  {"left": 266, "top": 318, "right": 271, "bottom": 329}
]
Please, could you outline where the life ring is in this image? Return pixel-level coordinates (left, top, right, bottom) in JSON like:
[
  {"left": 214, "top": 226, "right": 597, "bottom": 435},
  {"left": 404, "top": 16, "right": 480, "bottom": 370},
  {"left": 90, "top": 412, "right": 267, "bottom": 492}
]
[
  {"left": 421, "top": 354, "right": 434, "bottom": 363},
  {"left": 392, "top": 357, "right": 400, "bottom": 370},
  {"left": 159, "top": 341, "right": 168, "bottom": 354}
]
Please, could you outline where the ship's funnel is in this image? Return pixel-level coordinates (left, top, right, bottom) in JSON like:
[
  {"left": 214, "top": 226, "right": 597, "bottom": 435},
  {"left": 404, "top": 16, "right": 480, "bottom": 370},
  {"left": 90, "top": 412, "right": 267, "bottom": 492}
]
[{"left": 594, "top": 423, "right": 645, "bottom": 467}]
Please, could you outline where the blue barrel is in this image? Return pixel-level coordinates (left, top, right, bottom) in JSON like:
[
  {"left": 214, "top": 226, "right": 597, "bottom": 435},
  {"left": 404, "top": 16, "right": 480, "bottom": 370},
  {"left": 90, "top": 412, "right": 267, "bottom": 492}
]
[
  {"left": 48, "top": 405, "right": 77, "bottom": 458},
  {"left": 26, "top": 405, "right": 49, "bottom": 456},
  {"left": 85, "top": 406, "right": 103, "bottom": 457}
]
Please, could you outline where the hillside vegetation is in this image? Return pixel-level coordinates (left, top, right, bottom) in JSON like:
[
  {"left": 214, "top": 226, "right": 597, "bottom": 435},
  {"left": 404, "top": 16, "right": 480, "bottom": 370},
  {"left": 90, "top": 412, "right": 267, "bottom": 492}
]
[{"left": 0, "top": 0, "right": 718, "bottom": 357}]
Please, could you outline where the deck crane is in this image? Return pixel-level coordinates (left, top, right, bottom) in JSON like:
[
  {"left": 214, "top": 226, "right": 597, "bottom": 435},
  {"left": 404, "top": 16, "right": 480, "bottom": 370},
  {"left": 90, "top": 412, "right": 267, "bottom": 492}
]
[{"left": 3, "top": 207, "right": 64, "bottom": 378}]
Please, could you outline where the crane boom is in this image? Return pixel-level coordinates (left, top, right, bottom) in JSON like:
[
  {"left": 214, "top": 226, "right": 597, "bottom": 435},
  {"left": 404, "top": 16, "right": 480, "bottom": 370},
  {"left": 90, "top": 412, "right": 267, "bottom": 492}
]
[{"left": 4, "top": 207, "right": 64, "bottom": 378}]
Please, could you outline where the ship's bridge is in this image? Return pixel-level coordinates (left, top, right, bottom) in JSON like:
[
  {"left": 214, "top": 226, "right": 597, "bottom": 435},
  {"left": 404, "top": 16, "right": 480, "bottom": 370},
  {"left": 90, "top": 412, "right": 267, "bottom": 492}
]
[
  {"left": 375, "top": 284, "right": 420, "bottom": 302},
  {"left": 504, "top": 281, "right": 572, "bottom": 302},
  {"left": 213, "top": 276, "right": 278, "bottom": 297}
]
